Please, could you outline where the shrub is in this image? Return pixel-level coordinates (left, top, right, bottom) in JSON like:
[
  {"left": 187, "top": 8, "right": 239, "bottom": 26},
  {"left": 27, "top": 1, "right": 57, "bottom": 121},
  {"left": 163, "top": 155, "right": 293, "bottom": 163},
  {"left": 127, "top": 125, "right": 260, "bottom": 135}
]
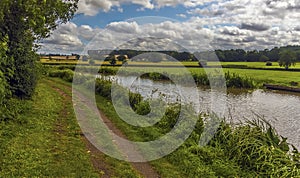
[
  {"left": 266, "top": 61, "right": 272, "bottom": 66},
  {"left": 225, "top": 72, "right": 255, "bottom": 88},
  {"left": 49, "top": 69, "right": 74, "bottom": 82},
  {"left": 290, "top": 81, "right": 298, "bottom": 86}
]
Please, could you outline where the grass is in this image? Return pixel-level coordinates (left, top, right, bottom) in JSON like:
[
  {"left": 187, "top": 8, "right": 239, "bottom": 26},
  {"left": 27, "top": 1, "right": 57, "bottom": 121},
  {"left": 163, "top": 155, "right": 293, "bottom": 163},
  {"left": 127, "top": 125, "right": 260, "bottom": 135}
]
[
  {"left": 48, "top": 78, "right": 141, "bottom": 178},
  {"left": 113, "top": 66, "right": 300, "bottom": 87},
  {"left": 0, "top": 79, "right": 98, "bottom": 177},
  {"left": 209, "top": 61, "right": 300, "bottom": 69},
  {"left": 0, "top": 78, "right": 139, "bottom": 177},
  {"left": 95, "top": 66, "right": 300, "bottom": 87}
]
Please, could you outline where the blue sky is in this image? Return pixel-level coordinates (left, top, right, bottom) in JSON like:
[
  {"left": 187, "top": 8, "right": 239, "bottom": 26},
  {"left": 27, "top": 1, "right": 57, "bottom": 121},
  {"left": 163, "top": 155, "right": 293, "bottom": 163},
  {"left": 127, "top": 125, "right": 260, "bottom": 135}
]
[
  {"left": 40, "top": 0, "right": 300, "bottom": 54},
  {"left": 72, "top": 4, "right": 191, "bottom": 28}
]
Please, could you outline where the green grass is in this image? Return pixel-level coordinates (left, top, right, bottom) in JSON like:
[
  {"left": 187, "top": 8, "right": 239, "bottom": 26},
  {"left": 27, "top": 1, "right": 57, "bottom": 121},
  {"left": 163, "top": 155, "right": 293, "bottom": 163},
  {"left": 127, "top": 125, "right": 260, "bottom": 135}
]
[
  {"left": 0, "top": 78, "right": 139, "bottom": 177},
  {"left": 97, "top": 66, "right": 300, "bottom": 87},
  {"left": 0, "top": 79, "right": 98, "bottom": 177},
  {"left": 208, "top": 61, "right": 300, "bottom": 69},
  {"left": 190, "top": 68, "right": 300, "bottom": 87}
]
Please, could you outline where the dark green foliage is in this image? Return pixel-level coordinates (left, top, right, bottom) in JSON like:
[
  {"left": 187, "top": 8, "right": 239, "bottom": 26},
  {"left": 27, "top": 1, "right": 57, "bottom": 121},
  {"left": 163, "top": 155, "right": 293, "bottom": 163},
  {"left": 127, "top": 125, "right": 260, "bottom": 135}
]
[
  {"left": 266, "top": 61, "right": 272, "bottom": 66},
  {"left": 128, "top": 92, "right": 143, "bottom": 110},
  {"left": 135, "top": 101, "right": 151, "bottom": 115},
  {"left": 290, "top": 81, "right": 298, "bottom": 86},
  {"left": 0, "top": 0, "right": 78, "bottom": 100},
  {"left": 0, "top": 41, "right": 12, "bottom": 104},
  {"left": 95, "top": 79, "right": 112, "bottom": 99},
  {"left": 9, "top": 42, "right": 39, "bottom": 98},
  {"left": 140, "top": 72, "right": 170, "bottom": 81},
  {"left": 260, "top": 55, "right": 269, "bottom": 62},
  {"left": 99, "top": 67, "right": 117, "bottom": 75},
  {"left": 225, "top": 72, "right": 255, "bottom": 88},
  {"left": 279, "top": 50, "right": 297, "bottom": 70}
]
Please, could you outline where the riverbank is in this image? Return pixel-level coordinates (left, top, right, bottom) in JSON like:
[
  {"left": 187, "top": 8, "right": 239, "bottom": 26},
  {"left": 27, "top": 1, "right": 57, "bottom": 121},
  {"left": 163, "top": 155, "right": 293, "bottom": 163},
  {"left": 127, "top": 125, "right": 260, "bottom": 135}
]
[{"left": 48, "top": 68, "right": 300, "bottom": 177}]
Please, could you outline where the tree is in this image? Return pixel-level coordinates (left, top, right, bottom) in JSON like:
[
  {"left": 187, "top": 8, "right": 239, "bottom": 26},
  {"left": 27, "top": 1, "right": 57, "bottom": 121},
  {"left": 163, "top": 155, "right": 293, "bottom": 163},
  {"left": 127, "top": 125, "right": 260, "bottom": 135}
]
[
  {"left": 0, "top": 0, "right": 78, "bottom": 98},
  {"left": 110, "top": 57, "right": 117, "bottom": 66},
  {"left": 279, "top": 50, "right": 297, "bottom": 70},
  {"left": 117, "top": 55, "right": 127, "bottom": 62},
  {"left": 259, "top": 55, "right": 269, "bottom": 62}
]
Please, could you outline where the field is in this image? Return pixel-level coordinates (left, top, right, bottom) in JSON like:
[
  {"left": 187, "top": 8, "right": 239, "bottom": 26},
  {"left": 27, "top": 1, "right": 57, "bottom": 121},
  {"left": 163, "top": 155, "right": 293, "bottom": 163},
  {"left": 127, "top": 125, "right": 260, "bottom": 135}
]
[
  {"left": 92, "top": 66, "right": 300, "bottom": 87},
  {"left": 41, "top": 58, "right": 300, "bottom": 69},
  {"left": 209, "top": 61, "right": 300, "bottom": 69}
]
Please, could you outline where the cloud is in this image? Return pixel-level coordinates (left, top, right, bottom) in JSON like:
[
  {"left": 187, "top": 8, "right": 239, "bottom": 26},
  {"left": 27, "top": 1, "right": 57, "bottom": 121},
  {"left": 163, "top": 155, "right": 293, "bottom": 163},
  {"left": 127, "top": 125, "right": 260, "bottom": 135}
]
[
  {"left": 176, "top": 14, "right": 187, "bottom": 18},
  {"left": 106, "top": 21, "right": 140, "bottom": 34},
  {"left": 240, "top": 22, "right": 271, "bottom": 31},
  {"left": 77, "top": 0, "right": 154, "bottom": 16},
  {"left": 40, "top": 0, "right": 300, "bottom": 53},
  {"left": 77, "top": 0, "right": 216, "bottom": 16}
]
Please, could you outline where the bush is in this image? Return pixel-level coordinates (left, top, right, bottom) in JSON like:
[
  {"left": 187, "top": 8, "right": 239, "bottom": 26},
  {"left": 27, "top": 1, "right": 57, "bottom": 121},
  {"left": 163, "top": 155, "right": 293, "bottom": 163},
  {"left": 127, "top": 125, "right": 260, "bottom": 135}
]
[
  {"left": 49, "top": 69, "right": 74, "bottom": 82},
  {"left": 266, "top": 61, "right": 272, "bottom": 66},
  {"left": 290, "top": 81, "right": 298, "bottom": 86},
  {"left": 225, "top": 72, "right": 255, "bottom": 88},
  {"left": 9, "top": 50, "right": 38, "bottom": 99}
]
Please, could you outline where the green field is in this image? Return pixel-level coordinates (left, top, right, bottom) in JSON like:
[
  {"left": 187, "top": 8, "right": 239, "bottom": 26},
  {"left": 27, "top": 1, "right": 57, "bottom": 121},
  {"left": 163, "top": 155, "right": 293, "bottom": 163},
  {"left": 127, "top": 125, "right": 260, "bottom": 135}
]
[
  {"left": 95, "top": 66, "right": 300, "bottom": 87},
  {"left": 41, "top": 59, "right": 300, "bottom": 69},
  {"left": 209, "top": 61, "right": 300, "bottom": 69}
]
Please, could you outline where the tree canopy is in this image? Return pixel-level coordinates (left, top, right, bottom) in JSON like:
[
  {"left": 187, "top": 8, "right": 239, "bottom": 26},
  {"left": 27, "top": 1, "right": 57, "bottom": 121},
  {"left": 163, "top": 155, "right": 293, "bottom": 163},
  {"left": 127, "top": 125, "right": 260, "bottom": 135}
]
[
  {"left": 278, "top": 50, "right": 297, "bottom": 70},
  {"left": 0, "top": 0, "right": 78, "bottom": 99}
]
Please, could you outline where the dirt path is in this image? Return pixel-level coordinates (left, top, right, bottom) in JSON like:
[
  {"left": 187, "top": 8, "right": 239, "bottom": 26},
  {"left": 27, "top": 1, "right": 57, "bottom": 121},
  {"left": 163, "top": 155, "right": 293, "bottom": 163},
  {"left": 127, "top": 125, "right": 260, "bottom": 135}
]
[{"left": 46, "top": 79, "right": 160, "bottom": 178}]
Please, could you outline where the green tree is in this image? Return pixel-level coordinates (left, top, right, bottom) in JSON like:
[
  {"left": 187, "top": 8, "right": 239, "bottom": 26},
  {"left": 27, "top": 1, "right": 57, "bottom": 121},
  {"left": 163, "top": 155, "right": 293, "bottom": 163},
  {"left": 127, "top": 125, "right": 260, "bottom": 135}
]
[
  {"left": 259, "top": 55, "right": 269, "bottom": 62},
  {"left": 110, "top": 57, "right": 117, "bottom": 66},
  {"left": 0, "top": 0, "right": 78, "bottom": 98},
  {"left": 117, "top": 55, "right": 127, "bottom": 62},
  {"left": 278, "top": 50, "right": 297, "bottom": 70}
]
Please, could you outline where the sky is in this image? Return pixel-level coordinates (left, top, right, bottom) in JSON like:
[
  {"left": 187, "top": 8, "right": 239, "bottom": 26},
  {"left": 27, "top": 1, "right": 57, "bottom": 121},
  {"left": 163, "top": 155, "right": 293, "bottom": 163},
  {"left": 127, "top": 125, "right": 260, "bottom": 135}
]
[{"left": 39, "top": 0, "right": 300, "bottom": 54}]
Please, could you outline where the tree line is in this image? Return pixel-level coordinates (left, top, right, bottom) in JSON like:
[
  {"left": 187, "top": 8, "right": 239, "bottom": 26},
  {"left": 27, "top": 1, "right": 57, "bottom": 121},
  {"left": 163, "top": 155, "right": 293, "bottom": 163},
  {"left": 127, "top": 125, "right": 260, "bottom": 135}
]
[
  {"left": 215, "top": 46, "right": 300, "bottom": 62},
  {"left": 89, "top": 45, "right": 300, "bottom": 63}
]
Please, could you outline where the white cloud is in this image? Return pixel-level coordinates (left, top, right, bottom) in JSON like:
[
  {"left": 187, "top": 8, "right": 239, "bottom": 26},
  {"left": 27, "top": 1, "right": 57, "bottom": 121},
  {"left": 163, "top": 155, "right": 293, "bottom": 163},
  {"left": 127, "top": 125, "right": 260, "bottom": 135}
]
[
  {"left": 77, "top": 0, "right": 154, "bottom": 16},
  {"left": 176, "top": 14, "right": 187, "bottom": 18},
  {"left": 40, "top": 0, "right": 300, "bottom": 53},
  {"left": 77, "top": 0, "right": 216, "bottom": 16}
]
